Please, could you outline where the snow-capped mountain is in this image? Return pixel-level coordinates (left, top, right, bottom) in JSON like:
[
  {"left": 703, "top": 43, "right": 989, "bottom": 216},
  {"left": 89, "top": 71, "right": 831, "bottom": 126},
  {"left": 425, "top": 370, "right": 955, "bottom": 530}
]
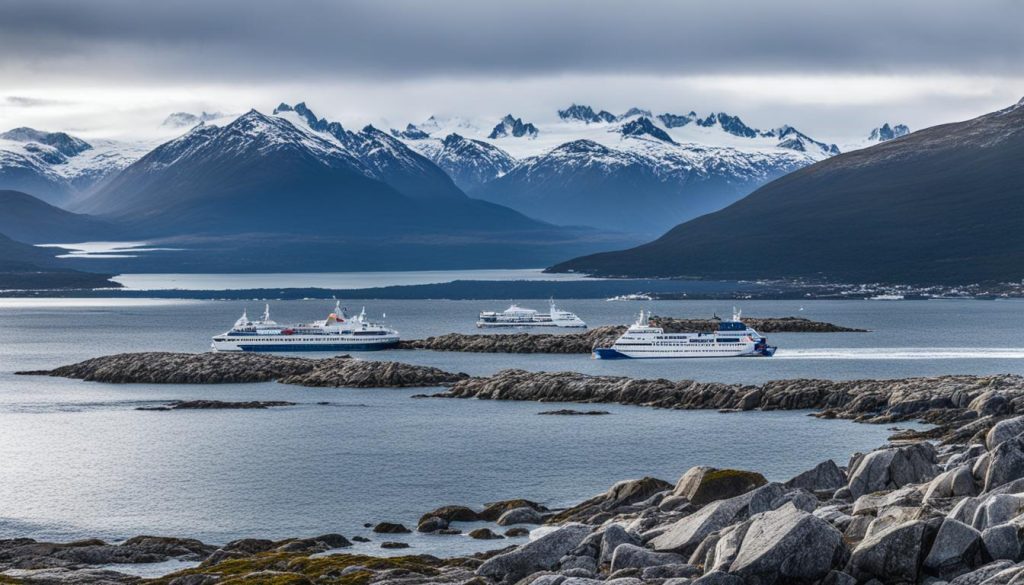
[
  {"left": 161, "top": 111, "right": 229, "bottom": 128},
  {"left": 391, "top": 104, "right": 839, "bottom": 233},
  {"left": 71, "top": 105, "right": 609, "bottom": 271},
  {"left": 0, "top": 127, "right": 150, "bottom": 206},
  {"left": 487, "top": 115, "right": 538, "bottom": 139},
  {"left": 558, "top": 104, "right": 616, "bottom": 123},
  {"left": 409, "top": 134, "right": 516, "bottom": 192},
  {"left": 867, "top": 123, "right": 911, "bottom": 142},
  {"left": 473, "top": 124, "right": 813, "bottom": 234},
  {"left": 270, "top": 102, "right": 465, "bottom": 200}
]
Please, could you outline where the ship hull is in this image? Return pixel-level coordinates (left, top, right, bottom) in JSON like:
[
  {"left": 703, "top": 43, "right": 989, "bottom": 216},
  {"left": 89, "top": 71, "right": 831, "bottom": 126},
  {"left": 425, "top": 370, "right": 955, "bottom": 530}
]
[
  {"left": 212, "top": 339, "right": 400, "bottom": 352},
  {"left": 593, "top": 345, "right": 775, "bottom": 359}
]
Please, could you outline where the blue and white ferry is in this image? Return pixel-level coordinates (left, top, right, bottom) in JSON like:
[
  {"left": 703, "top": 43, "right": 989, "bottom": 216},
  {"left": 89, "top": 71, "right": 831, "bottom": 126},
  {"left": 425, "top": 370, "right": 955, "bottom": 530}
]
[
  {"left": 211, "top": 302, "right": 400, "bottom": 352},
  {"left": 593, "top": 309, "right": 776, "bottom": 359}
]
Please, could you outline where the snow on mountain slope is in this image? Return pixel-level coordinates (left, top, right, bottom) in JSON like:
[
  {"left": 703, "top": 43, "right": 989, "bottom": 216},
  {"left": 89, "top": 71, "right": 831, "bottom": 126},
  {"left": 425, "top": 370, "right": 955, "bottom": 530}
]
[
  {"left": 389, "top": 105, "right": 835, "bottom": 232},
  {"left": 409, "top": 133, "right": 516, "bottom": 192},
  {"left": 841, "top": 122, "right": 912, "bottom": 152},
  {"left": 0, "top": 129, "right": 152, "bottom": 206},
  {"left": 272, "top": 102, "right": 465, "bottom": 200},
  {"left": 161, "top": 111, "right": 230, "bottom": 128}
]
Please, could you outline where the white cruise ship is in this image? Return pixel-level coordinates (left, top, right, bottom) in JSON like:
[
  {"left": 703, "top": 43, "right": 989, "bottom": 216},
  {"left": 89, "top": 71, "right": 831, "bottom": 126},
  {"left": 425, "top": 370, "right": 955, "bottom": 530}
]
[
  {"left": 211, "top": 302, "right": 399, "bottom": 352},
  {"left": 476, "top": 300, "right": 586, "bottom": 328},
  {"left": 593, "top": 309, "right": 776, "bottom": 359}
]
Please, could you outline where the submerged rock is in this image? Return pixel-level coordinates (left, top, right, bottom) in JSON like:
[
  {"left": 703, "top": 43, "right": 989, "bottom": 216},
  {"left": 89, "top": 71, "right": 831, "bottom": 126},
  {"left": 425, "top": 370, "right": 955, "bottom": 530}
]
[
  {"left": 372, "top": 522, "right": 411, "bottom": 534},
  {"left": 137, "top": 400, "right": 296, "bottom": 411}
]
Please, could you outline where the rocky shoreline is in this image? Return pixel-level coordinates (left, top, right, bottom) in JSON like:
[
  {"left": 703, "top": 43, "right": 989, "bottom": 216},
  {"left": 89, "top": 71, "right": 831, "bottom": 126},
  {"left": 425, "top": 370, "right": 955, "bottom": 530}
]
[
  {"left": 398, "top": 316, "right": 865, "bottom": 354},
  {"left": 17, "top": 352, "right": 468, "bottom": 388},
  {"left": 13, "top": 352, "right": 1024, "bottom": 584},
  {"left": 9, "top": 385, "right": 1024, "bottom": 584}
]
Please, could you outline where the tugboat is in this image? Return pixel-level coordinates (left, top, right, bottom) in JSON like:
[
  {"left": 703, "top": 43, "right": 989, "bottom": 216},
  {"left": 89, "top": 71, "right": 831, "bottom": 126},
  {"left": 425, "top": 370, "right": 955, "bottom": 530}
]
[
  {"left": 593, "top": 309, "right": 776, "bottom": 359},
  {"left": 476, "top": 300, "right": 586, "bottom": 328},
  {"left": 211, "top": 302, "right": 400, "bottom": 352}
]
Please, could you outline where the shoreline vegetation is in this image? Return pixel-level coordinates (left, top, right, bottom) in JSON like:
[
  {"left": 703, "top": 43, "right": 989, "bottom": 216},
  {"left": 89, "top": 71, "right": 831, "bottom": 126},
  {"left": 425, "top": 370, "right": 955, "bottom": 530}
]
[{"left": 8, "top": 352, "right": 1024, "bottom": 584}]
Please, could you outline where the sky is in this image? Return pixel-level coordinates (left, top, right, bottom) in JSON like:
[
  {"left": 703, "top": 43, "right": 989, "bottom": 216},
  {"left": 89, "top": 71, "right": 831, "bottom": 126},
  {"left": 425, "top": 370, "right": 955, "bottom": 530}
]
[{"left": 0, "top": 0, "right": 1022, "bottom": 143}]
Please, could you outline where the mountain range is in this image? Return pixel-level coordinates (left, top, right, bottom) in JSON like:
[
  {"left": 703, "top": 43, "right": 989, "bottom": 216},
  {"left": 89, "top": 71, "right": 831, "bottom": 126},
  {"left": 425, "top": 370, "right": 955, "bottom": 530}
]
[
  {"left": 53, "top": 103, "right": 624, "bottom": 272},
  {"left": 0, "top": 99, "right": 939, "bottom": 279},
  {"left": 397, "top": 105, "right": 843, "bottom": 233},
  {"left": 551, "top": 100, "right": 1024, "bottom": 284},
  {"left": 0, "top": 128, "right": 150, "bottom": 206}
]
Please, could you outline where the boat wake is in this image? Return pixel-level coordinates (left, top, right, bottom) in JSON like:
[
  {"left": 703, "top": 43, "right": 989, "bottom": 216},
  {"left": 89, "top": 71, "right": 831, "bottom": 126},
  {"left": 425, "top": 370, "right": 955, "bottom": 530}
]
[{"left": 774, "top": 347, "right": 1024, "bottom": 360}]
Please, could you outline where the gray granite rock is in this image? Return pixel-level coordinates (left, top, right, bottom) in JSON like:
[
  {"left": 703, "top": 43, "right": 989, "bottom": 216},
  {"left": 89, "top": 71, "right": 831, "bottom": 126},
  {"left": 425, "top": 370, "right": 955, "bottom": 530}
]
[
  {"left": 923, "top": 518, "right": 984, "bottom": 579},
  {"left": 727, "top": 503, "right": 846, "bottom": 583},
  {"left": 477, "top": 523, "right": 592, "bottom": 581},
  {"left": 847, "top": 443, "right": 939, "bottom": 499},
  {"left": 847, "top": 520, "right": 932, "bottom": 584},
  {"left": 609, "top": 544, "right": 686, "bottom": 572}
]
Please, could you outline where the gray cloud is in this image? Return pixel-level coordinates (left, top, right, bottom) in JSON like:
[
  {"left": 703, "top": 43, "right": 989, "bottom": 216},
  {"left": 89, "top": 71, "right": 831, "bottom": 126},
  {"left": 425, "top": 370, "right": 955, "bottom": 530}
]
[
  {"left": 5, "top": 96, "right": 69, "bottom": 106},
  {"left": 0, "top": 0, "right": 1021, "bottom": 83}
]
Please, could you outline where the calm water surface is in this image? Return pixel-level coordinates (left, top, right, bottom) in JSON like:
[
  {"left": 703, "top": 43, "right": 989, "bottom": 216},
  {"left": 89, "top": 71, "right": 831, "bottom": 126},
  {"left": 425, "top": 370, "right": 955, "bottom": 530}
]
[{"left": 0, "top": 297, "right": 1020, "bottom": 555}]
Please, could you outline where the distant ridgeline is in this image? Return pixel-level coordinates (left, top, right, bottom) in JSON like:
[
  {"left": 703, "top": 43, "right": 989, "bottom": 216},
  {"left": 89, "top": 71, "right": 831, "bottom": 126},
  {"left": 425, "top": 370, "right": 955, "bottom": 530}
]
[{"left": 552, "top": 99, "right": 1024, "bottom": 285}]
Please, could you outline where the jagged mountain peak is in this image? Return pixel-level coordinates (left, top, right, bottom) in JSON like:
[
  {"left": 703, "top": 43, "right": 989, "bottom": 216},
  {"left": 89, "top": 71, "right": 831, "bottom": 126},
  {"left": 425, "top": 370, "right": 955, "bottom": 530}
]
[
  {"left": 558, "top": 104, "right": 616, "bottom": 124},
  {"left": 0, "top": 127, "right": 92, "bottom": 157},
  {"left": 487, "top": 114, "right": 538, "bottom": 139},
  {"left": 868, "top": 123, "right": 911, "bottom": 142},
  {"left": 273, "top": 102, "right": 336, "bottom": 134},
  {"left": 619, "top": 117, "right": 676, "bottom": 144},
  {"left": 657, "top": 112, "right": 697, "bottom": 128},
  {"left": 696, "top": 113, "right": 759, "bottom": 138},
  {"left": 619, "top": 107, "right": 652, "bottom": 120},
  {"left": 391, "top": 123, "right": 430, "bottom": 140}
]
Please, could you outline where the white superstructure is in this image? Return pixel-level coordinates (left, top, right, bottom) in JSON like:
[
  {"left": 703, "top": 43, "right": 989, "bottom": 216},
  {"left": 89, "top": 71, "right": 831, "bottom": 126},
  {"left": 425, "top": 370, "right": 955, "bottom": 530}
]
[
  {"left": 593, "top": 309, "right": 776, "bottom": 359},
  {"left": 476, "top": 300, "right": 586, "bottom": 328},
  {"left": 211, "top": 302, "right": 399, "bottom": 352}
]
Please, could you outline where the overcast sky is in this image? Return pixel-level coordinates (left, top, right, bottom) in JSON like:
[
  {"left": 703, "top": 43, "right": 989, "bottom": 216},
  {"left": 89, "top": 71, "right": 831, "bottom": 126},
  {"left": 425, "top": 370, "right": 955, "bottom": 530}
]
[{"left": 1, "top": 0, "right": 1022, "bottom": 142}]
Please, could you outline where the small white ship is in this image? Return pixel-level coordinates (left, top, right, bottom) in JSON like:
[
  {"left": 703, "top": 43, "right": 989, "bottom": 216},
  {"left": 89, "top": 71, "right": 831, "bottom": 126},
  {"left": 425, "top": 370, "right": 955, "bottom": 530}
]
[
  {"left": 868, "top": 294, "right": 905, "bottom": 301},
  {"left": 477, "top": 300, "right": 586, "bottom": 328},
  {"left": 606, "top": 293, "right": 654, "bottom": 302},
  {"left": 211, "top": 302, "right": 399, "bottom": 352},
  {"left": 593, "top": 309, "right": 775, "bottom": 359}
]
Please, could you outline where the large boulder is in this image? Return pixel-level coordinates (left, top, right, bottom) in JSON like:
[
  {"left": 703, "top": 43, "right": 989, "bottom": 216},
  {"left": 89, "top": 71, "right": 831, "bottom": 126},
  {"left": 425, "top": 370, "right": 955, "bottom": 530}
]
[
  {"left": 497, "top": 507, "right": 543, "bottom": 526},
  {"left": 477, "top": 523, "right": 592, "bottom": 581},
  {"left": 480, "top": 499, "right": 549, "bottom": 522},
  {"left": 984, "top": 435, "right": 1024, "bottom": 491},
  {"left": 418, "top": 505, "right": 480, "bottom": 524},
  {"left": 609, "top": 544, "right": 686, "bottom": 572},
  {"left": 923, "top": 465, "right": 978, "bottom": 503},
  {"left": 599, "top": 525, "right": 639, "bottom": 565},
  {"left": 846, "top": 520, "right": 933, "bottom": 584},
  {"left": 673, "top": 466, "right": 767, "bottom": 506},
  {"left": 986, "top": 416, "right": 1024, "bottom": 450},
  {"left": 981, "top": 523, "right": 1021, "bottom": 561},
  {"left": 922, "top": 518, "right": 984, "bottom": 579},
  {"left": 649, "top": 492, "right": 755, "bottom": 555},
  {"left": 726, "top": 503, "right": 847, "bottom": 583},
  {"left": 785, "top": 460, "right": 847, "bottom": 493},
  {"left": 550, "top": 478, "right": 672, "bottom": 523},
  {"left": 970, "top": 493, "right": 1024, "bottom": 531},
  {"left": 846, "top": 443, "right": 939, "bottom": 498}
]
